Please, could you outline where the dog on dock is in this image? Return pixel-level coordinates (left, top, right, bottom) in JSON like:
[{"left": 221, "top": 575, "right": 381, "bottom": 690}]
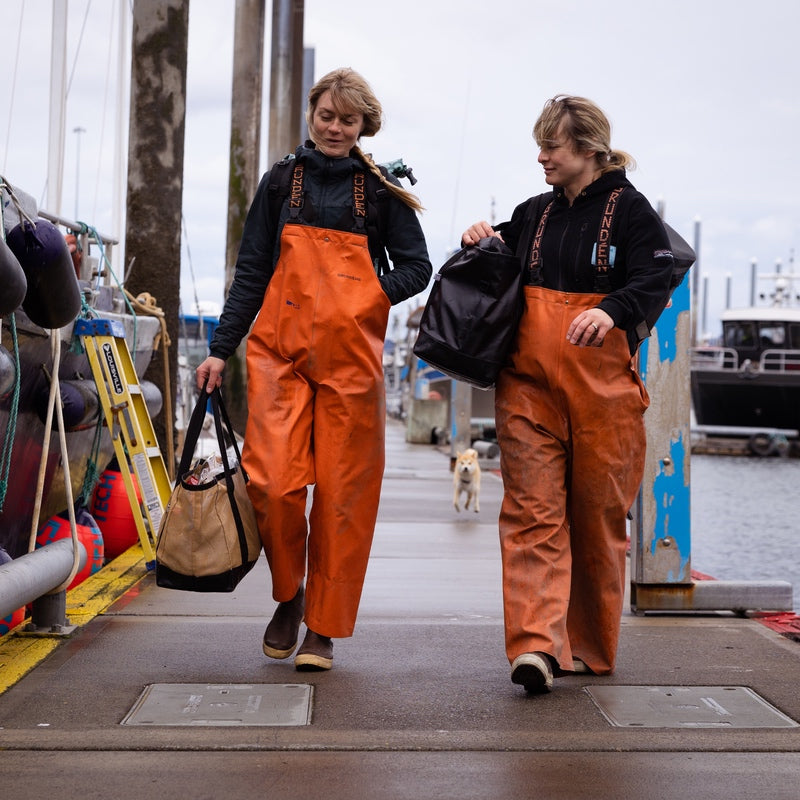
[{"left": 453, "top": 448, "right": 481, "bottom": 513}]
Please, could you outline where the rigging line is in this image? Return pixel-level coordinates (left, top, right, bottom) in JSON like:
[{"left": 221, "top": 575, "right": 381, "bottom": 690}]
[
  {"left": 65, "top": 0, "right": 94, "bottom": 99},
  {"left": 181, "top": 212, "right": 202, "bottom": 318},
  {"left": 3, "top": 0, "right": 27, "bottom": 174},
  {"left": 447, "top": 80, "right": 471, "bottom": 247}
]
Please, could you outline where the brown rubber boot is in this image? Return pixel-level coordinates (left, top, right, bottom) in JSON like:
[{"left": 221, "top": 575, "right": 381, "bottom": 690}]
[
  {"left": 294, "top": 629, "right": 333, "bottom": 671},
  {"left": 262, "top": 585, "right": 305, "bottom": 659}
]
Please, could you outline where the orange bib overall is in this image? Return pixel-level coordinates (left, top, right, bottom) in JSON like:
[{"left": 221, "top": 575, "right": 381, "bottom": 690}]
[
  {"left": 243, "top": 211, "right": 390, "bottom": 638},
  {"left": 495, "top": 286, "right": 649, "bottom": 674}
]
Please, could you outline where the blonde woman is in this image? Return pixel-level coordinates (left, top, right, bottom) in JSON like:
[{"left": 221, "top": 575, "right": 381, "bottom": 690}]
[
  {"left": 197, "top": 68, "right": 431, "bottom": 671},
  {"left": 463, "top": 95, "right": 674, "bottom": 693}
]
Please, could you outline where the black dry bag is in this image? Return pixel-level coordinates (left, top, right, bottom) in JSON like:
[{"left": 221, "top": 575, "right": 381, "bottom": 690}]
[{"left": 413, "top": 236, "right": 523, "bottom": 390}]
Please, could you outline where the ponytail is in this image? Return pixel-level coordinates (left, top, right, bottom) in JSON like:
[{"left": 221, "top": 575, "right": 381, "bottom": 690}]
[{"left": 602, "top": 148, "right": 636, "bottom": 174}]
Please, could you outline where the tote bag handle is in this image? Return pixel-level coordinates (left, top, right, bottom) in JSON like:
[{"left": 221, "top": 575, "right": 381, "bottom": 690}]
[{"left": 178, "top": 383, "right": 251, "bottom": 560}]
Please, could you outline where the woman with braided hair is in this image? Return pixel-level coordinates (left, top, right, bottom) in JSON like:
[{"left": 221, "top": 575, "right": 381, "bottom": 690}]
[{"left": 197, "top": 67, "right": 431, "bottom": 671}]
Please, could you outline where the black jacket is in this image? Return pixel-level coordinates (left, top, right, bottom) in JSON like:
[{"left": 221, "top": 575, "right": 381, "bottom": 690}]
[
  {"left": 497, "top": 170, "right": 674, "bottom": 353},
  {"left": 209, "top": 142, "right": 432, "bottom": 361}
]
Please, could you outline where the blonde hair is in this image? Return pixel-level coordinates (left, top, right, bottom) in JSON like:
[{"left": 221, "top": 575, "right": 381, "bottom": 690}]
[
  {"left": 307, "top": 68, "right": 423, "bottom": 212},
  {"left": 533, "top": 95, "right": 636, "bottom": 174}
]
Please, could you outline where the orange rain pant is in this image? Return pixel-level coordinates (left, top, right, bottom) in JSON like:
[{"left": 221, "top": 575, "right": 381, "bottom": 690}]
[
  {"left": 495, "top": 286, "right": 649, "bottom": 675},
  {"left": 242, "top": 224, "right": 390, "bottom": 638}
]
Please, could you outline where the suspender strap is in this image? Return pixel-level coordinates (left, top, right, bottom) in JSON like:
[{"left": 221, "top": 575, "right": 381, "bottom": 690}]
[
  {"left": 593, "top": 186, "right": 625, "bottom": 292},
  {"left": 527, "top": 187, "right": 626, "bottom": 291},
  {"left": 527, "top": 200, "right": 553, "bottom": 285},
  {"left": 287, "top": 162, "right": 305, "bottom": 220},
  {"left": 285, "top": 161, "right": 369, "bottom": 234},
  {"left": 351, "top": 170, "right": 367, "bottom": 233}
]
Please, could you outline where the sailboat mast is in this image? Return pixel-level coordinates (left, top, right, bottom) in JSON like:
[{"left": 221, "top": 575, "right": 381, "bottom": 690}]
[{"left": 47, "top": 0, "right": 69, "bottom": 215}]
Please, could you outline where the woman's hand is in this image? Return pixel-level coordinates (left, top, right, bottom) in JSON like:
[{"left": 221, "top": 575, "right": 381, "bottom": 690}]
[
  {"left": 566, "top": 309, "right": 614, "bottom": 347},
  {"left": 196, "top": 356, "right": 226, "bottom": 392},
  {"left": 461, "top": 221, "right": 503, "bottom": 246}
]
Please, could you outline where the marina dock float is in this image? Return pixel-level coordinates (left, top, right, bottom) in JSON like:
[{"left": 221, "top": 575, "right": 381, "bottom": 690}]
[{"left": 1, "top": 418, "right": 799, "bottom": 799}]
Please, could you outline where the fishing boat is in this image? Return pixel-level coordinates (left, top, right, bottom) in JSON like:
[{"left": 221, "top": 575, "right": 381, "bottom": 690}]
[
  {"left": 690, "top": 270, "right": 800, "bottom": 453},
  {"left": 0, "top": 177, "right": 162, "bottom": 561}
]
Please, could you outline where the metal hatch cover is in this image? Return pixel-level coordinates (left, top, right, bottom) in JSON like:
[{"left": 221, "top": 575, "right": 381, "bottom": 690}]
[
  {"left": 586, "top": 685, "right": 799, "bottom": 729},
  {"left": 121, "top": 683, "right": 313, "bottom": 727}
]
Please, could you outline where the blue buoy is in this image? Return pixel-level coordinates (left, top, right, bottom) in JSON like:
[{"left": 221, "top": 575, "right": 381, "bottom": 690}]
[{"left": 6, "top": 218, "right": 81, "bottom": 328}]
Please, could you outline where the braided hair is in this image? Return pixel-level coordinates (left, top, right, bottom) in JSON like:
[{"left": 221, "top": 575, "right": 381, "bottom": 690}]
[{"left": 307, "top": 68, "right": 424, "bottom": 213}]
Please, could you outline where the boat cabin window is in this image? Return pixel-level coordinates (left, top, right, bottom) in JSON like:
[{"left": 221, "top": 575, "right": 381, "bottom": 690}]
[
  {"left": 724, "top": 322, "right": 757, "bottom": 348},
  {"left": 758, "top": 323, "right": 786, "bottom": 348}
]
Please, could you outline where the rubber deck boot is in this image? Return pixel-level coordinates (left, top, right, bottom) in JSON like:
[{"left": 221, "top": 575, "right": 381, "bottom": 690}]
[
  {"left": 511, "top": 652, "right": 553, "bottom": 693},
  {"left": 263, "top": 585, "right": 305, "bottom": 659},
  {"left": 294, "top": 629, "right": 333, "bottom": 671}
]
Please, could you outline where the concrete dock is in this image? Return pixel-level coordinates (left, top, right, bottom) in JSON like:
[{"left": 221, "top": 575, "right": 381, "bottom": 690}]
[{"left": 1, "top": 417, "right": 799, "bottom": 799}]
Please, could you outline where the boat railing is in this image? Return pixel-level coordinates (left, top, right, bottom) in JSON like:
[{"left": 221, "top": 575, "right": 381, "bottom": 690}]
[
  {"left": 691, "top": 346, "right": 800, "bottom": 374},
  {"left": 690, "top": 346, "right": 739, "bottom": 370},
  {"left": 761, "top": 348, "right": 800, "bottom": 372}
]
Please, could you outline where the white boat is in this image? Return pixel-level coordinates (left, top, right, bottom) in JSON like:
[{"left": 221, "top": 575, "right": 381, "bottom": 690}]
[{"left": 691, "top": 271, "right": 800, "bottom": 451}]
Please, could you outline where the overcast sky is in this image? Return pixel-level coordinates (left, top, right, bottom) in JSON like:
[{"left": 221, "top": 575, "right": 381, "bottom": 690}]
[{"left": 2, "top": 0, "right": 799, "bottom": 338}]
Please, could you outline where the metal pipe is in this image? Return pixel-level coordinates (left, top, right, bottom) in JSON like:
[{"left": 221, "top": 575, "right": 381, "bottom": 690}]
[
  {"left": 691, "top": 217, "right": 701, "bottom": 346},
  {"left": 449, "top": 380, "right": 472, "bottom": 470},
  {"left": 0, "top": 540, "right": 87, "bottom": 620},
  {"left": 701, "top": 274, "right": 709, "bottom": 342}
]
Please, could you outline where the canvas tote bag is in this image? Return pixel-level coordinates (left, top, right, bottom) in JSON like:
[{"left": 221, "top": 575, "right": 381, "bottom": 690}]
[{"left": 155, "top": 386, "right": 262, "bottom": 591}]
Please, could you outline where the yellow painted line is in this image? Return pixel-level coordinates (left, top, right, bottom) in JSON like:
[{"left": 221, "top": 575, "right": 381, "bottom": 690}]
[
  {"left": 0, "top": 544, "right": 149, "bottom": 696},
  {"left": 0, "top": 637, "right": 62, "bottom": 693}
]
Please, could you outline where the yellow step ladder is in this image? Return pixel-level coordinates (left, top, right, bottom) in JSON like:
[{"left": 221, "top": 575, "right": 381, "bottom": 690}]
[{"left": 76, "top": 318, "right": 172, "bottom": 566}]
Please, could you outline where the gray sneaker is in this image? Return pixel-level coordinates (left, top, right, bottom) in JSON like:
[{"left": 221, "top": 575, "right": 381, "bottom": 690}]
[{"left": 511, "top": 652, "right": 553, "bottom": 693}]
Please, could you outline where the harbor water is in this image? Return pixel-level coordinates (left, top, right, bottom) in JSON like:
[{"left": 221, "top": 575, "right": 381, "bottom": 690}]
[{"left": 690, "top": 453, "right": 800, "bottom": 612}]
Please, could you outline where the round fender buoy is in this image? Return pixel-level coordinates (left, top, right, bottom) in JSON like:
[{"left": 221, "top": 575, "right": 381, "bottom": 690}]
[
  {"left": 140, "top": 380, "right": 163, "bottom": 420},
  {"left": 747, "top": 432, "right": 784, "bottom": 457},
  {"left": 6, "top": 218, "right": 82, "bottom": 328},
  {"left": 90, "top": 470, "right": 142, "bottom": 559},
  {"left": 34, "top": 379, "right": 100, "bottom": 430},
  {"left": 748, "top": 433, "right": 772, "bottom": 456},
  {"left": 0, "top": 236, "right": 27, "bottom": 315},
  {"left": 0, "top": 607, "right": 25, "bottom": 636},
  {"left": 35, "top": 506, "right": 104, "bottom": 589}
]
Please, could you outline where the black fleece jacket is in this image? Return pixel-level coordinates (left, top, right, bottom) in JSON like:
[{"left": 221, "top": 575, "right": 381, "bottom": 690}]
[
  {"left": 208, "top": 142, "right": 432, "bottom": 361},
  {"left": 497, "top": 170, "right": 674, "bottom": 352}
]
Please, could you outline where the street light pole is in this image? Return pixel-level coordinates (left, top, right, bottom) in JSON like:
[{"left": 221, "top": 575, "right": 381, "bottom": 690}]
[{"left": 73, "top": 126, "right": 86, "bottom": 219}]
